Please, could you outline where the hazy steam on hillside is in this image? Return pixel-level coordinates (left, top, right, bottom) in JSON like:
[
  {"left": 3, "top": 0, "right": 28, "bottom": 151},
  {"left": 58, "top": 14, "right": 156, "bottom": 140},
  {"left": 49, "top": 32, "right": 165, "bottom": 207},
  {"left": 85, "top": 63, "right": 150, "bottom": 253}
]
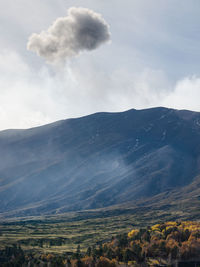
[{"left": 0, "top": 107, "right": 200, "bottom": 218}]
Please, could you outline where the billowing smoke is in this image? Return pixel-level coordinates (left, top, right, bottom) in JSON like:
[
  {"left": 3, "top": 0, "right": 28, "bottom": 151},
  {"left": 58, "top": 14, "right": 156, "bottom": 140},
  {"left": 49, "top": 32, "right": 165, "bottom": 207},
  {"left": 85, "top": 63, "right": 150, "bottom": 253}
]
[{"left": 27, "top": 7, "right": 111, "bottom": 63}]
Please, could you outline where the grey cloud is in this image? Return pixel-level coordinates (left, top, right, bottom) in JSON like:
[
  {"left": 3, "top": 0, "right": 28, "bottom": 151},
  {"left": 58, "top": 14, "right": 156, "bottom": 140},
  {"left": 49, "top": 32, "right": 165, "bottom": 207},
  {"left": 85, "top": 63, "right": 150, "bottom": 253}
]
[{"left": 27, "top": 7, "right": 110, "bottom": 62}]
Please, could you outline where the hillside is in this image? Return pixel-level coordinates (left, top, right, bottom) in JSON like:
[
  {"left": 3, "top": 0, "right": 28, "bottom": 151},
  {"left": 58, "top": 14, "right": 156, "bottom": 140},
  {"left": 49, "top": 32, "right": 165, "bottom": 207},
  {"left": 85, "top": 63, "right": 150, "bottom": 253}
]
[{"left": 0, "top": 107, "right": 200, "bottom": 218}]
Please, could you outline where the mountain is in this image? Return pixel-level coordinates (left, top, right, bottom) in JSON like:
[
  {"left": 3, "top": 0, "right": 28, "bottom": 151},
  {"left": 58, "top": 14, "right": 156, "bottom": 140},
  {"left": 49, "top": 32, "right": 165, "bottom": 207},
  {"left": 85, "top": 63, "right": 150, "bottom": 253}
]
[{"left": 0, "top": 107, "right": 200, "bottom": 218}]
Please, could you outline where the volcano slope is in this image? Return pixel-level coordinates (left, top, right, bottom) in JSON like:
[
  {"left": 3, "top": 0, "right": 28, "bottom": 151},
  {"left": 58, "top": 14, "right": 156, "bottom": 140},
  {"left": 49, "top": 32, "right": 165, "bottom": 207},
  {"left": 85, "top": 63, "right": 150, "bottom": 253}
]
[{"left": 0, "top": 107, "right": 200, "bottom": 219}]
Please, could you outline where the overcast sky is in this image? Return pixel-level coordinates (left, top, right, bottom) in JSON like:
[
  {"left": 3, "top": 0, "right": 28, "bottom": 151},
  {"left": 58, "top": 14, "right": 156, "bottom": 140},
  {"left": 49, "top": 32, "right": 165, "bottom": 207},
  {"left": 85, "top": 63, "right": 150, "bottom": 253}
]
[{"left": 1, "top": 0, "right": 200, "bottom": 130}]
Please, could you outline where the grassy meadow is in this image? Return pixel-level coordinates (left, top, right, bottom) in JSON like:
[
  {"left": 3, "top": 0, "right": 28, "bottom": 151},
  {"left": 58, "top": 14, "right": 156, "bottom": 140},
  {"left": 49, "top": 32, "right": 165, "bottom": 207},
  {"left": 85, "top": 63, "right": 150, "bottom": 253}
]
[{"left": 0, "top": 200, "right": 197, "bottom": 255}]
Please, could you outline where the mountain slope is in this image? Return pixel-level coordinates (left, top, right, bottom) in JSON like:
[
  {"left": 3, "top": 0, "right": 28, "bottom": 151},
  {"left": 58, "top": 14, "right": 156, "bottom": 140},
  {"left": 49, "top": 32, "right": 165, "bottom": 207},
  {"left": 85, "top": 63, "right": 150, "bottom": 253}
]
[{"left": 0, "top": 107, "right": 200, "bottom": 218}]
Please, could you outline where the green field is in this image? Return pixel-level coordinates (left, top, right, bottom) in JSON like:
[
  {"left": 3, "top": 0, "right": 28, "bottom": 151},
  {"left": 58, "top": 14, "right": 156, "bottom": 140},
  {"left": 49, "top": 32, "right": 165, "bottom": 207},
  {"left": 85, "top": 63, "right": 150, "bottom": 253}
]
[
  {"left": 0, "top": 213, "right": 136, "bottom": 254},
  {"left": 1, "top": 197, "right": 199, "bottom": 256}
]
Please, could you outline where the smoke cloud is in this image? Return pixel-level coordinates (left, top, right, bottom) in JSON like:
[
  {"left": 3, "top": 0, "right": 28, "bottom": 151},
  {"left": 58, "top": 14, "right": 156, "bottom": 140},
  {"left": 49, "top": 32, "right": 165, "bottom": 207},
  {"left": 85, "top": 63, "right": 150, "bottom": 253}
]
[{"left": 27, "top": 7, "right": 110, "bottom": 63}]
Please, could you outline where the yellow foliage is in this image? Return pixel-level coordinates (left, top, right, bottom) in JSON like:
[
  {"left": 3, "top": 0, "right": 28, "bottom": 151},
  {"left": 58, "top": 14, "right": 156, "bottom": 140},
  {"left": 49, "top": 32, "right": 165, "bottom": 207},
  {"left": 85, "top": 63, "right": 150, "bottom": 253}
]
[
  {"left": 148, "top": 258, "right": 160, "bottom": 265},
  {"left": 165, "top": 226, "right": 174, "bottom": 231},
  {"left": 181, "top": 221, "right": 200, "bottom": 232},
  {"left": 165, "top": 221, "right": 177, "bottom": 227},
  {"left": 128, "top": 229, "right": 139, "bottom": 238},
  {"left": 151, "top": 224, "right": 161, "bottom": 232}
]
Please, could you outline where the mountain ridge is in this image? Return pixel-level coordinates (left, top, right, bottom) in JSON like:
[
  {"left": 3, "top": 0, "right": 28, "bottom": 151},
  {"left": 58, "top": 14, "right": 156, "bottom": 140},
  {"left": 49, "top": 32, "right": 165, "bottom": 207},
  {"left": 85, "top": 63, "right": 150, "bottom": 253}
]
[{"left": 0, "top": 107, "right": 200, "bottom": 218}]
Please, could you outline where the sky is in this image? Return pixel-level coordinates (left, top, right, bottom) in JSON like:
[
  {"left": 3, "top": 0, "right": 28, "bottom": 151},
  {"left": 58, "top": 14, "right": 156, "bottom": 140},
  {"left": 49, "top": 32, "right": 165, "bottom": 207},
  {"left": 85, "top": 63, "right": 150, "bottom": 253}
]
[{"left": 1, "top": 0, "right": 200, "bottom": 130}]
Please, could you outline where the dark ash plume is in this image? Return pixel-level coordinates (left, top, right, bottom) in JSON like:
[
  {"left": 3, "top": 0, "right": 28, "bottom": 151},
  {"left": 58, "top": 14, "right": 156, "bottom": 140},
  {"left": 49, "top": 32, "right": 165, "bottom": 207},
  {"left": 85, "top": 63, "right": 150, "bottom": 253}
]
[{"left": 27, "top": 7, "right": 111, "bottom": 63}]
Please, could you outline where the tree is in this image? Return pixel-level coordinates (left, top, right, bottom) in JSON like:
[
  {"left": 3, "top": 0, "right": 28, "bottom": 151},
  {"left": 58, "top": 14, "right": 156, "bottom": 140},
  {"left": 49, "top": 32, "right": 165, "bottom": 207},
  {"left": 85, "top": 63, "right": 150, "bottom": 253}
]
[{"left": 86, "top": 246, "right": 92, "bottom": 257}]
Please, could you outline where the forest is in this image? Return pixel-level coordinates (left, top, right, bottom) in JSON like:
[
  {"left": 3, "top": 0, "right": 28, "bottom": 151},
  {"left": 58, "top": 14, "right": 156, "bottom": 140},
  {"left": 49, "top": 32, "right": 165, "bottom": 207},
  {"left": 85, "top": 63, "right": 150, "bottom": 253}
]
[{"left": 1, "top": 221, "right": 200, "bottom": 266}]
